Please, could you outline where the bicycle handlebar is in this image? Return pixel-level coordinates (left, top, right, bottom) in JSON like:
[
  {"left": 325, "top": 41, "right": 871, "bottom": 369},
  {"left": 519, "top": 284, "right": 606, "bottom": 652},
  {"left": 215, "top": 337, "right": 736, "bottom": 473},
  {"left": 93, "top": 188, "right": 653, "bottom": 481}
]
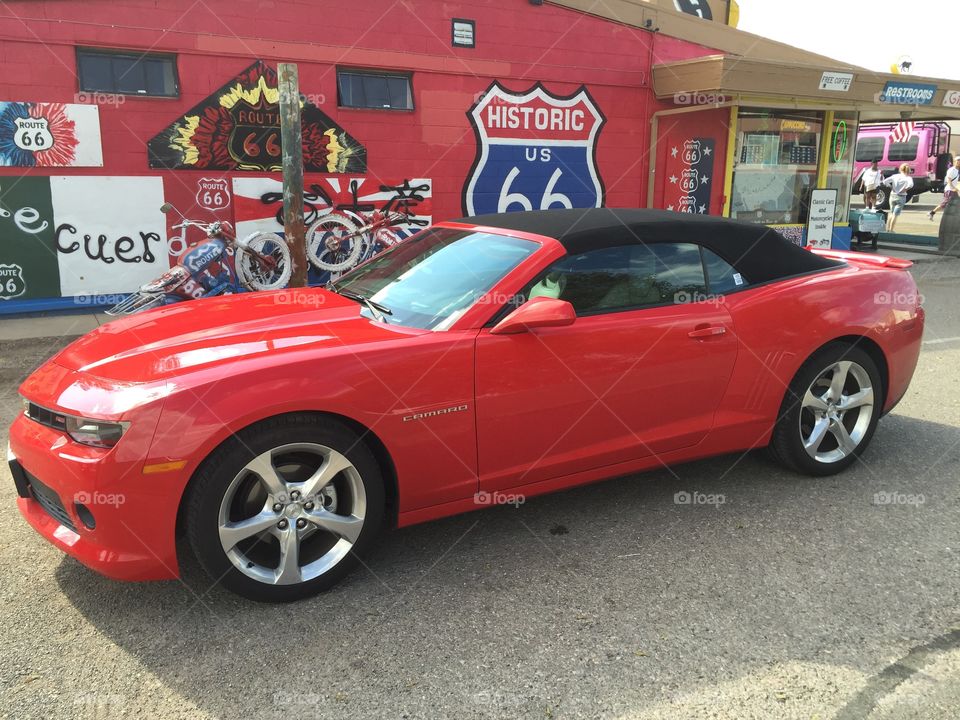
[
  {"left": 172, "top": 219, "right": 211, "bottom": 231},
  {"left": 171, "top": 219, "right": 236, "bottom": 244}
]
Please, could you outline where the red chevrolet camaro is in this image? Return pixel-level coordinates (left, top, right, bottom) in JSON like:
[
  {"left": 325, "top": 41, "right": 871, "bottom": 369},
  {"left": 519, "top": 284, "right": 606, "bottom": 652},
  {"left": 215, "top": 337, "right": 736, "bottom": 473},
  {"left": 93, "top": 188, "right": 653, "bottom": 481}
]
[{"left": 9, "top": 209, "right": 924, "bottom": 601}]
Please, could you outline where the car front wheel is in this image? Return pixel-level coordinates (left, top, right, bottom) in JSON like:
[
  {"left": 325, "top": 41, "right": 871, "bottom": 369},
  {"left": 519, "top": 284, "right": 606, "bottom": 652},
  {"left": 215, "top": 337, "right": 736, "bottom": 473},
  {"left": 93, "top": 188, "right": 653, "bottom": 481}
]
[
  {"left": 185, "top": 415, "right": 384, "bottom": 602},
  {"left": 769, "top": 343, "right": 882, "bottom": 476}
]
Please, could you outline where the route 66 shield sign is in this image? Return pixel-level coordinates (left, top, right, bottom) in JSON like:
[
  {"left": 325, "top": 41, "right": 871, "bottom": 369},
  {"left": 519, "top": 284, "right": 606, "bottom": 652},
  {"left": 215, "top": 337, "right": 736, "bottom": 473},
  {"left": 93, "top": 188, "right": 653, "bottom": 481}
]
[
  {"left": 196, "top": 178, "right": 231, "bottom": 210},
  {"left": 13, "top": 116, "right": 53, "bottom": 152},
  {"left": 463, "top": 82, "right": 606, "bottom": 216},
  {"left": 0, "top": 263, "right": 26, "bottom": 299}
]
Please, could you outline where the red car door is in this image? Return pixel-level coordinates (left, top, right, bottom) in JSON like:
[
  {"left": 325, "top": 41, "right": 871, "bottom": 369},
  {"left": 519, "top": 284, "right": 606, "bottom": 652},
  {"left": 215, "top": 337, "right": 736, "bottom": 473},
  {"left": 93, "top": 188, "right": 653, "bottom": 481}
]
[{"left": 474, "top": 242, "right": 739, "bottom": 491}]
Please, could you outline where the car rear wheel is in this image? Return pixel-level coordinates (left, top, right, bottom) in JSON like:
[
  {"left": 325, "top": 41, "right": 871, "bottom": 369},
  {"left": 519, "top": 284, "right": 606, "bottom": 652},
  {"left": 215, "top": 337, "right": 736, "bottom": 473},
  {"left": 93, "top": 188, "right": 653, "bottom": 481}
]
[
  {"left": 769, "top": 343, "right": 882, "bottom": 476},
  {"left": 185, "top": 414, "right": 384, "bottom": 602},
  {"left": 875, "top": 187, "right": 888, "bottom": 210}
]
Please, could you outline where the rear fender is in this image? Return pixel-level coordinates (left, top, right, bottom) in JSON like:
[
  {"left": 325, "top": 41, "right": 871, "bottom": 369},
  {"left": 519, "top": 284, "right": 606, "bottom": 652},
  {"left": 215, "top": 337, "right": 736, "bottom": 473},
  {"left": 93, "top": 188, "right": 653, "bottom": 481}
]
[{"left": 718, "top": 265, "right": 922, "bottom": 437}]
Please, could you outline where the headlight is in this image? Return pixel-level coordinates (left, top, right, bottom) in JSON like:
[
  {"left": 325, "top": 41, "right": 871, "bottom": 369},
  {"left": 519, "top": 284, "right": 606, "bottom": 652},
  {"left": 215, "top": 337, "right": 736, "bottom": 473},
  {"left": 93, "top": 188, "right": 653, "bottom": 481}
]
[
  {"left": 64, "top": 417, "right": 129, "bottom": 448},
  {"left": 22, "top": 397, "right": 129, "bottom": 448}
]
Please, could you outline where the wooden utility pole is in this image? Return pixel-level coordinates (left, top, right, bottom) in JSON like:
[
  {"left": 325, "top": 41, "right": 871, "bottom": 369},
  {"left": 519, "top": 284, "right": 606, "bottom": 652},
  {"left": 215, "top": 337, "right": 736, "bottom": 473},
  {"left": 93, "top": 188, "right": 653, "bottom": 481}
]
[{"left": 278, "top": 62, "right": 307, "bottom": 287}]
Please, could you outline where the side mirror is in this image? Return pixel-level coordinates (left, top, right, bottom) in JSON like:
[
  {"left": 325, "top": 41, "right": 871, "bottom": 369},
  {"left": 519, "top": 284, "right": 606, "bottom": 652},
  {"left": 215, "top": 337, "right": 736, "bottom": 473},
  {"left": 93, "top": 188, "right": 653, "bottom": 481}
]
[
  {"left": 490, "top": 297, "right": 576, "bottom": 335},
  {"left": 160, "top": 203, "right": 174, "bottom": 214}
]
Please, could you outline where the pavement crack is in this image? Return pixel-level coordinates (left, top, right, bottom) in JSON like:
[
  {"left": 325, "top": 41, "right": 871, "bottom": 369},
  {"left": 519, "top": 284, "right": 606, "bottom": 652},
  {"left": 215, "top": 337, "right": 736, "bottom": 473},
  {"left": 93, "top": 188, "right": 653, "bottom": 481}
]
[{"left": 833, "top": 627, "right": 960, "bottom": 719}]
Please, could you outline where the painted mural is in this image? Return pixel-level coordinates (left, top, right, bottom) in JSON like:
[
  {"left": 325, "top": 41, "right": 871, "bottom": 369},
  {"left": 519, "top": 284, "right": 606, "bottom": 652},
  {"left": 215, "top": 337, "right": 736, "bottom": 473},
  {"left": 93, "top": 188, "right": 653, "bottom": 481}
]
[
  {"left": 463, "top": 82, "right": 606, "bottom": 216},
  {"left": 664, "top": 138, "right": 715, "bottom": 214},
  {"left": 0, "top": 102, "right": 102, "bottom": 167},
  {"left": 147, "top": 61, "right": 367, "bottom": 173},
  {"left": 0, "top": 176, "right": 166, "bottom": 300},
  {"left": 233, "top": 175, "right": 432, "bottom": 282}
]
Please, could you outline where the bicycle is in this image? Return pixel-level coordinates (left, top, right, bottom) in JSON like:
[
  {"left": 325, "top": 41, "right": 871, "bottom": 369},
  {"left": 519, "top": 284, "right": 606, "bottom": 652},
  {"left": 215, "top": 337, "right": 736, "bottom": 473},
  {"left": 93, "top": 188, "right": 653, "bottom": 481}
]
[{"left": 306, "top": 183, "right": 430, "bottom": 275}]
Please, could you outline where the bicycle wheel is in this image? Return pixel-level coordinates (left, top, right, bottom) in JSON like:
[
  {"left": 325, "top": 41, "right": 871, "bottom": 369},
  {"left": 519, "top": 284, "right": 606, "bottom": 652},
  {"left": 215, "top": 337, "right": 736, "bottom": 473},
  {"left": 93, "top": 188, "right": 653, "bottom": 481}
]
[
  {"left": 307, "top": 215, "right": 365, "bottom": 273},
  {"left": 236, "top": 232, "right": 292, "bottom": 291}
]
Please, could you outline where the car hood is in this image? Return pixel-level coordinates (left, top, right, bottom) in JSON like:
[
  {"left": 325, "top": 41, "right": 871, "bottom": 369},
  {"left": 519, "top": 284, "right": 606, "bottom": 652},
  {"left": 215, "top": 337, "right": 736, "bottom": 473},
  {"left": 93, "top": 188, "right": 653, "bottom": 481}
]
[{"left": 54, "top": 289, "right": 425, "bottom": 382}]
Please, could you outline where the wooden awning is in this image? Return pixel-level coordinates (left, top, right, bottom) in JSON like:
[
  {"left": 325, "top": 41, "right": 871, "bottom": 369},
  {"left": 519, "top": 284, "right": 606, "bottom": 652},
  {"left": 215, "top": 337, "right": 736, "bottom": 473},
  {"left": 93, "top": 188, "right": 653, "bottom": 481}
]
[{"left": 652, "top": 55, "right": 960, "bottom": 121}]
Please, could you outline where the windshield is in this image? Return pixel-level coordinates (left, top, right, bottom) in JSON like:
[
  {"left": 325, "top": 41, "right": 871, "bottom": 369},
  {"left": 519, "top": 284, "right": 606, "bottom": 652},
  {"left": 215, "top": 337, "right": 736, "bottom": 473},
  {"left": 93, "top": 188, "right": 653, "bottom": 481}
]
[{"left": 333, "top": 227, "right": 540, "bottom": 330}]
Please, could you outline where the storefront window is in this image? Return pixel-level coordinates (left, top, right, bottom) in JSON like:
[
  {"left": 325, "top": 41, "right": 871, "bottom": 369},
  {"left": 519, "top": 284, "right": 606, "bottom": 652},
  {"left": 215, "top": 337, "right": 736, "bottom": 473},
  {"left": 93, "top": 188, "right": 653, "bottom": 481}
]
[
  {"left": 730, "top": 110, "right": 823, "bottom": 224},
  {"left": 826, "top": 111, "right": 858, "bottom": 223}
]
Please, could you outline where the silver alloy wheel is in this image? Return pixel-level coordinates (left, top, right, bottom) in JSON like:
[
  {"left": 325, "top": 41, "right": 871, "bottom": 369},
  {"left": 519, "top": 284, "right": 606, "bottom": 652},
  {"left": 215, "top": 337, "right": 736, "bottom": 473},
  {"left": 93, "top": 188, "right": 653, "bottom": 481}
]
[
  {"left": 799, "top": 360, "right": 875, "bottom": 464},
  {"left": 217, "top": 442, "right": 366, "bottom": 585}
]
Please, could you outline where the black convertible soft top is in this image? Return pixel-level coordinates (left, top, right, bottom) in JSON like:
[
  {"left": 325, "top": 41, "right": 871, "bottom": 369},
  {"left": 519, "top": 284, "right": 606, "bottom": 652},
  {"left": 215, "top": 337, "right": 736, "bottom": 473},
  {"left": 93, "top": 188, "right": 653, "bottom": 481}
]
[{"left": 459, "top": 208, "right": 842, "bottom": 284}]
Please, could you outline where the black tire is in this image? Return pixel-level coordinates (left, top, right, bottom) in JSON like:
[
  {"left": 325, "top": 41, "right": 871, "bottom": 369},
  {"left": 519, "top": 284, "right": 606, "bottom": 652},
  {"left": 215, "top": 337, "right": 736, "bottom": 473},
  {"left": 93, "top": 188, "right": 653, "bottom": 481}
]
[
  {"left": 768, "top": 343, "right": 883, "bottom": 476},
  {"left": 185, "top": 414, "right": 385, "bottom": 602}
]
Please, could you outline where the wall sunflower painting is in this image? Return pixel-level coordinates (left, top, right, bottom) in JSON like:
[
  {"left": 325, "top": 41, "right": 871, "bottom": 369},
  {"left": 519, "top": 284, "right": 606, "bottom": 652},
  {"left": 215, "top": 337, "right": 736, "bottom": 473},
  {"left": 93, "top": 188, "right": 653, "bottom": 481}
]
[
  {"left": 147, "top": 60, "right": 366, "bottom": 173},
  {"left": 0, "top": 102, "right": 102, "bottom": 167}
]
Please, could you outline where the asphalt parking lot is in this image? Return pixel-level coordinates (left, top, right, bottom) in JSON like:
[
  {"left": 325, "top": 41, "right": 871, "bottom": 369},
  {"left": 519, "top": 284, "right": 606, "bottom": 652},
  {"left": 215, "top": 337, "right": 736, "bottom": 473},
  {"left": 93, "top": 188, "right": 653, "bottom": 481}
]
[{"left": 2, "top": 256, "right": 960, "bottom": 720}]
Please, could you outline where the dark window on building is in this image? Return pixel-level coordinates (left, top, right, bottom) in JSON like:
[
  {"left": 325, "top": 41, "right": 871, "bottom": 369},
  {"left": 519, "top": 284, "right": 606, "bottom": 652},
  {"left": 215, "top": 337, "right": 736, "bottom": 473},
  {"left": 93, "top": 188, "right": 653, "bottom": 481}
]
[
  {"left": 888, "top": 136, "right": 920, "bottom": 162},
  {"left": 77, "top": 49, "right": 178, "bottom": 97},
  {"left": 702, "top": 248, "right": 747, "bottom": 294},
  {"left": 524, "top": 243, "right": 708, "bottom": 316},
  {"left": 337, "top": 70, "right": 413, "bottom": 110},
  {"left": 855, "top": 137, "right": 886, "bottom": 162}
]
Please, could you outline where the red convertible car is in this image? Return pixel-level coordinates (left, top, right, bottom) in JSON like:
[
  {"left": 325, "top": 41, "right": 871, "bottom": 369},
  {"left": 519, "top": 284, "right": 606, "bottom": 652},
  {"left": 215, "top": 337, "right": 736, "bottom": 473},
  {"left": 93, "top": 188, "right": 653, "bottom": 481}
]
[{"left": 9, "top": 209, "right": 924, "bottom": 601}]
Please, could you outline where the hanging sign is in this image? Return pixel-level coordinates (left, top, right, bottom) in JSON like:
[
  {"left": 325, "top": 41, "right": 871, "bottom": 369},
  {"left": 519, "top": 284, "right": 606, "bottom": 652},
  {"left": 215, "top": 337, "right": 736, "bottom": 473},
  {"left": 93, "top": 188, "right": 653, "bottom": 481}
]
[{"left": 879, "top": 81, "right": 937, "bottom": 106}]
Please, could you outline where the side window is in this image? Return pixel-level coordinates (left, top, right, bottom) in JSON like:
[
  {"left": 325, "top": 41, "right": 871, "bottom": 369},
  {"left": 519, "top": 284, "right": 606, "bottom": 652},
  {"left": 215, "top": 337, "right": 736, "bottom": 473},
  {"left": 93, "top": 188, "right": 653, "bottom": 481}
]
[
  {"left": 702, "top": 248, "right": 747, "bottom": 294},
  {"left": 535, "top": 245, "right": 635, "bottom": 314},
  {"left": 648, "top": 243, "right": 707, "bottom": 304},
  {"left": 888, "top": 136, "right": 920, "bottom": 162},
  {"left": 855, "top": 137, "right": 886, "bottom": 162},
  {"left": 523, "top": 242, "right": 707, "bottom": 315}
]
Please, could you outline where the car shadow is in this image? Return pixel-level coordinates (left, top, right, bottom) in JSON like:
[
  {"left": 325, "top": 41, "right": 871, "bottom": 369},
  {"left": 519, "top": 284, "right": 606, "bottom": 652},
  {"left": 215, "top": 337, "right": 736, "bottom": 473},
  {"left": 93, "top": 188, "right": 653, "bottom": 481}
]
[{"left": 54, "top": 412, "right": 960, "bottom": 719}]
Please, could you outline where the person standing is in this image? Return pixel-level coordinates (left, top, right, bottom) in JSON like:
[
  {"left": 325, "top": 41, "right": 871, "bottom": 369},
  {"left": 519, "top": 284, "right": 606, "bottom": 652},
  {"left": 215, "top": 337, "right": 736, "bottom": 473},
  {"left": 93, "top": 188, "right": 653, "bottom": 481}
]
[
  {"left": 882, "top": 163, "right": 914, "bottom": 232},
  {"left": 857, "top": 159, "right": 883, "bottom": 210},
  {"left": 930, "top": 155, "right": 960, "bottom": 220}
]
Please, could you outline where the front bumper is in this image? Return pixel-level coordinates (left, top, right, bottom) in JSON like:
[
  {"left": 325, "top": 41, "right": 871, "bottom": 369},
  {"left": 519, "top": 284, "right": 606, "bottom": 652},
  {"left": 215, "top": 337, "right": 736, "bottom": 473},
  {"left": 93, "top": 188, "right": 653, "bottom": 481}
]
[{"left": 8, "top": 411, "right": 180, "bottom": 582}]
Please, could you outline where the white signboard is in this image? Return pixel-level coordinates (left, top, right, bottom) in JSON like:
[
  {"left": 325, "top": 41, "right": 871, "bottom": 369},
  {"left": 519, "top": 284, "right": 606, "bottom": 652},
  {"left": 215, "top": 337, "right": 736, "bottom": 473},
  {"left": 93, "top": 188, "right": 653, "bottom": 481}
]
[
  {"left": 819, "top": 72, "right": 854, "bottom": 92},
  {"left": 806, "top": 188, "right": 838, "bottom": 249},
  {"left": 51, "top": 176, "right": 167, "bottom": 296},
  {"left": 943, "top": 90, "right": 960, "bottom": 109}
]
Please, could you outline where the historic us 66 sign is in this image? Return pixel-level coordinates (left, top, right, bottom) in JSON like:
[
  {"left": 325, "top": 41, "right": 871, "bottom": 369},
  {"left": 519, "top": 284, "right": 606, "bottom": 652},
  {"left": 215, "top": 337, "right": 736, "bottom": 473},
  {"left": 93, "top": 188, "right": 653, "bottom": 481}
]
[{"left": 463, "top": 82, "right": 606, "bottom": 216}]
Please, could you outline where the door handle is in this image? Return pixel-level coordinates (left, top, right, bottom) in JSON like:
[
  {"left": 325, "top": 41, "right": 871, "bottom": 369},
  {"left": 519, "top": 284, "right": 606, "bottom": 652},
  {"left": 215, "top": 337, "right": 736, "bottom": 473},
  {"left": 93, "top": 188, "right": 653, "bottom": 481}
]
[{"left": 688, "top": 324, "right": 727, "bottom": 339}]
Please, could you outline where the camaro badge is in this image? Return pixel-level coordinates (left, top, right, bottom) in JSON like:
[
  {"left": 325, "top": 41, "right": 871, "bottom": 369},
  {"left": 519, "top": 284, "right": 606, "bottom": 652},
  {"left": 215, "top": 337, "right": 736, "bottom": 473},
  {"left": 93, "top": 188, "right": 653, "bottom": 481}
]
[{"left": 402, "top": 404, "right": 469, "bottom": 422}]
